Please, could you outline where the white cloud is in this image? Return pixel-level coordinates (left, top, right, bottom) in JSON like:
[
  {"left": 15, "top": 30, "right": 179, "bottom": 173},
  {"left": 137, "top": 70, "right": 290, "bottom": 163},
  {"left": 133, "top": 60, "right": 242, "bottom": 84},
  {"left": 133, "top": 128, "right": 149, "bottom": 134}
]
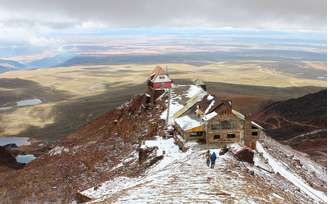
[
  {"left": 0, "top": 0, "right": 325, "bottom": 31},
  {"left": 0, "top": 0, "right": 325, "bottom": 60}
]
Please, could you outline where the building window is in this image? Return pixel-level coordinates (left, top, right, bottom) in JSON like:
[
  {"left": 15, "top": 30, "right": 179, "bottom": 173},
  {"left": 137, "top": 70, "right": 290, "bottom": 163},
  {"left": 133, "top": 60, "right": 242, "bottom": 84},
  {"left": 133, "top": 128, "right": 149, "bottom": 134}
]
[
  {"left": 214, "top": 135, "right": 220, "bottom": 139},
  {"left": 210, "top": 123, "right": 220, "bottom": 130},
  {"left": 220, "top": 120, "right": 236, "bottom": 129},
  {"left": 190, "top": 131, "right": 205, "bottom": 137},
  {"left": 252, "top": 131, "right": 258, "bottom": 136},
  {"left": 210, "top": 120, "right": 236, "bottom": 130},
  {"left": 227, "top": 133, "right": 236, "bottom": 138}
]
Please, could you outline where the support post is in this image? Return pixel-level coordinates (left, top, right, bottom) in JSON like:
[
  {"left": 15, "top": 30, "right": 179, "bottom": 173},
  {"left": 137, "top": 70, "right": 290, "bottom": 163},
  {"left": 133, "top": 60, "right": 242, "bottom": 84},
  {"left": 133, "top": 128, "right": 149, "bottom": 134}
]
[
  {"left": 205, "top": 120, "right": 208, "bottom": 145},
  {"left": 166, "top": 88, "right": 171, "bottom": 128}
]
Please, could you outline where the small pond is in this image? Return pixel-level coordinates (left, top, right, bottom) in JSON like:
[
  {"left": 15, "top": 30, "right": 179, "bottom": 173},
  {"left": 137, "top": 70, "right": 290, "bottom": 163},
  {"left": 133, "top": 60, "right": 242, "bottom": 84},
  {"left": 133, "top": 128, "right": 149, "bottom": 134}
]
[
  {"left": 16, "top": 154, "right": 36, "bottom": 164},
  {"left": 0, "top": 106, "right": 13, "bottom": 111},
  {"left": 16, "top": 98, "right": 42, "bottom": 107}
]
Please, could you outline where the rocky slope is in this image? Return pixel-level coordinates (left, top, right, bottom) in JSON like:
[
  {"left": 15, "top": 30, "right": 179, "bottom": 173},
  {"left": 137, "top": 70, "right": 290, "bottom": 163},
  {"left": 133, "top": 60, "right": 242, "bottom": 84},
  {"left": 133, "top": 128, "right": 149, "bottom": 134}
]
[
  {"left": 0, "top": 146, "right": 24, "bottom": 172},
  {"left": 0, "top": 86, "right": 326, "bottom": 203},
  {"left": 252, "top": 89, "right": 327, "bottom": 165},
  {"left": 0, "top": 94, "right": 166, "bottom": 203},
  {"left": 80, "top": 140, "right": 320, "bottom": 204}
]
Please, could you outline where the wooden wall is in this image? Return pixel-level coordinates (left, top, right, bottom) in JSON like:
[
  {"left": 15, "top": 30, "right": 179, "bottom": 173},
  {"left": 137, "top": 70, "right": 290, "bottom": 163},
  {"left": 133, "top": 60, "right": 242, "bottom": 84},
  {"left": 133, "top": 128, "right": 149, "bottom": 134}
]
[
  {"left": 175, "top": 110, "right": 262, "bottom": 149},
  {"left": 207, "top": 112, "right": 242, "bottom": 145}
]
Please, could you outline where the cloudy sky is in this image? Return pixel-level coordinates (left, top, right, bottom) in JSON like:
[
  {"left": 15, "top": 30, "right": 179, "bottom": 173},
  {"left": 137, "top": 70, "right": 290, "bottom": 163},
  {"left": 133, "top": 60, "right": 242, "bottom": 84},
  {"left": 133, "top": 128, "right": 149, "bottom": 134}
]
[
  {"left": 0, "top": 0, "right": 326, "bottom": 61},
  {"left": 0, "top": 0, "right": 326, "bottom": 30}
]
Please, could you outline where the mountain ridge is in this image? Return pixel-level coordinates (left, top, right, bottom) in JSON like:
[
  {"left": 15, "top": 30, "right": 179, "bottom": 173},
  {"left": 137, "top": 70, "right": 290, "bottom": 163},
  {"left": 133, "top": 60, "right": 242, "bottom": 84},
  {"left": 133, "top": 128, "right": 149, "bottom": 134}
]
[{"left": 252, "top": 89, "right": 327, "bottom": 165}]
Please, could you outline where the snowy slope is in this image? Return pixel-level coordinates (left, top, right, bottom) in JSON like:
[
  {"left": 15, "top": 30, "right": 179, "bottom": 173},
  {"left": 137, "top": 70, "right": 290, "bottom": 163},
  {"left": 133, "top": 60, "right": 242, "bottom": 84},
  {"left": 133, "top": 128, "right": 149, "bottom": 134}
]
[
  {"left": 81, "top": 138, "right": 316, "bottom": 204},
  {"left": 256, "top": 140, "right": 327, "bottom": 203},
  {"left": 160, "top": 90, "right": 184, "bottom": 124},
  {"left": 79, "top": 84, "right": 324, "bottom": 204}
]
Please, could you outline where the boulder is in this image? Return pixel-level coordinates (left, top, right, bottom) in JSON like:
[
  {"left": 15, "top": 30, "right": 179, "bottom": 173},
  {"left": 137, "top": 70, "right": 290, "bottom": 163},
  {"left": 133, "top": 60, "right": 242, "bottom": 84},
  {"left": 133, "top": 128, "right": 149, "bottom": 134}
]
[
  {"left": 138, "top": 146, "right": 158, "bottom": 164},
  {"left": 138, "top": 146, "right": 164, "bottom": 168},
  {"left": 3, "top": 143, "right": 18, "bottom": 150},
  {"left": 232, "top": 148, "right": 254, "bottom": 164},
  {"left": 219, "top": 146, "right": 229, "bottom": 155},
  {"left": 0, "top": 146, "right": 24, "bottom": 169}
]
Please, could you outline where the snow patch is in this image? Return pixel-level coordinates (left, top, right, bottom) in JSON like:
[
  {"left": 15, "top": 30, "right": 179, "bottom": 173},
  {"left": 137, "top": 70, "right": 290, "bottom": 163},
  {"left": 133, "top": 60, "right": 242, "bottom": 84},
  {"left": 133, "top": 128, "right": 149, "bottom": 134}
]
[
  {"left": 175, "top": 115, "right": 202, "bottom": 131},
  {"left": 256, "top": 141, "right": 327, "bottom": 203},
  {"left": 207, "top": 94, "right": 214, "bottom": 101},
  {"left": 48, "top": 146, "right": 69, "bottom": 156},
  {"left": 160, "top": 103, "right": 183, "bottom": 123},
  {"left": 203, "top": 111, "right": 218, "bottom": 121},
  {"left": 229, "top": 143, "right": 244, "bottom": 154},
  {"left": 83, "top": 176, "right": 140, "bottom": 201},
  {"left": 205, "top": 100, "right": 215, "bottom": 114},
  {"left": 143, "top": 136, "right": 189, "bottom": 171},
  {"left": 185, "top": 85, "right": 205, "bottom": 98},
  {"left": 232, "top": 109, "right": 245, "bottom": 120},
  {"left": 82, "top": 137, "right": 193, "bottom": 203}
]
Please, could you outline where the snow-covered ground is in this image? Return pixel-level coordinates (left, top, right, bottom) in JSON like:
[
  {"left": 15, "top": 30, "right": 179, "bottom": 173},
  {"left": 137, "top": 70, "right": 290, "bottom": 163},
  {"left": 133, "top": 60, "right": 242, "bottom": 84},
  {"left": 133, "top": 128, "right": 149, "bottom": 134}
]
[
  {"left": 160, "top": 84, "right": 208, "bottom": 125},
  {"left": 81, "top": 137, "right": 316, "bottom": 204},
  {"left": 80, "top": 84, "right": 325, "bottom": 203},
  {"left": 256, "top": 141, "right": 327, "bottom": 202},
  {"left": 160, "top": 90, "right": 184, "bottom": 124},
  {"left": 174, "top": 115, "right": 202, "bottom": 131},
  {"left": 48, "top": 146, "right": 69, "bottom": 156}
]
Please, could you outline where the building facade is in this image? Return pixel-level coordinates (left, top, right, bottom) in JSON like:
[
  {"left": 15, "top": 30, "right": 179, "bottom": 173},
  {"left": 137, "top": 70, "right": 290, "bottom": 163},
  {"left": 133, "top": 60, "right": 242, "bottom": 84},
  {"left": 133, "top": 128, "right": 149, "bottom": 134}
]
[{"left": 173, "top": 85, "right": 263, "bottom": 149}]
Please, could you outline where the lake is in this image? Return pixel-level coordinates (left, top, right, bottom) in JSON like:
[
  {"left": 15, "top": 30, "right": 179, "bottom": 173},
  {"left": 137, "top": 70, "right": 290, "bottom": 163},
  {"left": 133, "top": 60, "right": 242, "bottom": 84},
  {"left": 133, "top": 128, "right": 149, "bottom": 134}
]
[
  {"left": 0, "top": 106, "right": 13, "bottom": 111},
  {"left": 16, "top": 98, "right": 42, "bottom": 107},
  {"left": 16, "top": 154, "right": 36, "bottom": 164},
  {"left": 0, "top": 137, "right": 30, "bottom": 146}
]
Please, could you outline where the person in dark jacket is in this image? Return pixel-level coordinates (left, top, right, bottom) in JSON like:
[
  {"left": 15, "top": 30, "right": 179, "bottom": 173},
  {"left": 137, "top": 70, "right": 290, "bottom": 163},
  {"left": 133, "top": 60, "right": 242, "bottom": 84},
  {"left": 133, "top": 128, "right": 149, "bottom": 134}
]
[
  {"left": 205, "top": 150, "right": 211, "bottom": 167},
  {"left": 210, "top": 152, "right": 217, "bottom": 169}
]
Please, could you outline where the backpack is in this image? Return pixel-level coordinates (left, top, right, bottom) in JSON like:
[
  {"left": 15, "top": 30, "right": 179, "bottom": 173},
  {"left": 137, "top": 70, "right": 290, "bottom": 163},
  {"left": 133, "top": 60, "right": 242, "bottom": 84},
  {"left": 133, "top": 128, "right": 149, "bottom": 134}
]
[{"left": 211, "top": 152, "right": 217, "bottom": 161}]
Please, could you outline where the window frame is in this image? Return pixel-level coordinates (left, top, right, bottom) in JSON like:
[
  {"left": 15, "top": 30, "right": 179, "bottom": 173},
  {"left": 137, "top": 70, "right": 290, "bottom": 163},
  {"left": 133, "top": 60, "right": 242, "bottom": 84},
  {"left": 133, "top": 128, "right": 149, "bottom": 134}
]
[
  {"left": 190, "top": 131, "right": 205, "bottom": 137},
  {"left": 251, "top": 131, "right": 258, "bottom": 136},
  {"left": 227, "top": 133, "right": 236, "bottom": 138}
]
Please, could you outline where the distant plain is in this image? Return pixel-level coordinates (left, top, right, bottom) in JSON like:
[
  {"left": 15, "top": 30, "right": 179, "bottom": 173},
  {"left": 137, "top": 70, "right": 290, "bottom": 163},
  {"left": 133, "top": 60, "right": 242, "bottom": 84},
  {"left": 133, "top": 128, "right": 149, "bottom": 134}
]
[{"left": 0, "top": 60, "right": 326, "bottom": 142}]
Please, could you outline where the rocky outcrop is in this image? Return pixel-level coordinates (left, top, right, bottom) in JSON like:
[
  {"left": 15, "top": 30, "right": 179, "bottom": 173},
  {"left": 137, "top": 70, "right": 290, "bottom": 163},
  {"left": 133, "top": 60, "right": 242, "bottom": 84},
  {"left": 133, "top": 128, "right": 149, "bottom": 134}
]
[
  {"left": 0, "top": 146, "right": 24, "bottom": 169},
  {"left": 231, "top": 148, "right": 254, "bottom": 164},
  {"left": 0, "top": 94, "right": 166, "bottom": 203}
]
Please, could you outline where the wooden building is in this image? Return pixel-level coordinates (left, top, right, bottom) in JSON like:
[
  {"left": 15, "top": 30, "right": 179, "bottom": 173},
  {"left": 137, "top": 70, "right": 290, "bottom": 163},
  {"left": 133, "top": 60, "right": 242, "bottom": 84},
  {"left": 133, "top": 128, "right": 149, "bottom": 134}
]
[{"left": 174, "top": 87, "right": 263, "bottom": 149}]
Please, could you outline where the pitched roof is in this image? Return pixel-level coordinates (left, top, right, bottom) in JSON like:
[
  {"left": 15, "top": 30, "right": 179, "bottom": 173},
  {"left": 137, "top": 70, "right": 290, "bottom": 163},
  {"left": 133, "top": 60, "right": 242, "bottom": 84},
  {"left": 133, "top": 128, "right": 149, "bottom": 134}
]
[
  {"left": 196, "top": 94, "right": 232, "bottom": 115},
  {"left": 232, "top": 109, "right": 246, "bottom": 120},
  {"left": 251, "top": 121, "right": 264, "bottom": 129},
  {"left": 149, "top": 66, "right": 167, "bottom": 80},
  {"left": 173, "top": 85, "right": 207, "bottom": 118},
  {"left": 175, "top": 115, "right": 203, "bottom": 131}
]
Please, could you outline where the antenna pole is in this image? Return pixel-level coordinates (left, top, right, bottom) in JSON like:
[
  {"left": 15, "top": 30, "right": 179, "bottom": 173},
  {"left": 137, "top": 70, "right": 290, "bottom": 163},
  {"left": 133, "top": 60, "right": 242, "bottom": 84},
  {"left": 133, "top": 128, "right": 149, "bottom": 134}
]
[
  {"left": 205, "top": 120, "right": 208, "bottom": 145},
  {"left": 166, "top": 65, "right": 171, "bottom": 128},
  {"left": 166, "top": 88, "right": 171, "bottom": 128}
]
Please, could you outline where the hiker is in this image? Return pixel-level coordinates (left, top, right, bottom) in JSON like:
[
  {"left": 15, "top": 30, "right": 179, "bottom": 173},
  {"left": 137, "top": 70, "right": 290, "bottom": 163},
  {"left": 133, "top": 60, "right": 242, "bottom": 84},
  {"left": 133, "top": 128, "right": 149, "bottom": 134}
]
[
  {"left": 210, "top": 152, "right": 217, "bottom": 169},
  {"left": 205, "top": 150, "right": 211, "bottom": 167}
]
